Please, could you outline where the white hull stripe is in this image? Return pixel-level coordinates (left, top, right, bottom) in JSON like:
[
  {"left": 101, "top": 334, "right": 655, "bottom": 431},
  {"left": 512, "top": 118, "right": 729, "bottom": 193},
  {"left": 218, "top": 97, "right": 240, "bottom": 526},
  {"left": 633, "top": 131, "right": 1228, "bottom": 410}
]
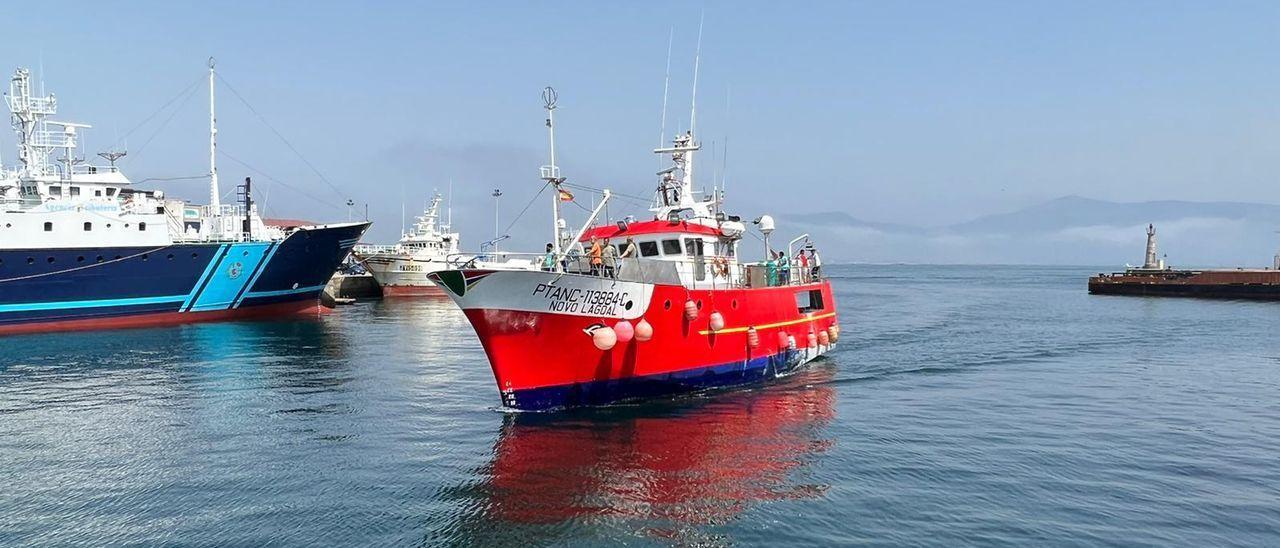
[
  {"left": 0, "top": 294, "right": 187, "bottom": 313},
  {"left": 242, "top": 284, "right": 328, "bottom": 299}
]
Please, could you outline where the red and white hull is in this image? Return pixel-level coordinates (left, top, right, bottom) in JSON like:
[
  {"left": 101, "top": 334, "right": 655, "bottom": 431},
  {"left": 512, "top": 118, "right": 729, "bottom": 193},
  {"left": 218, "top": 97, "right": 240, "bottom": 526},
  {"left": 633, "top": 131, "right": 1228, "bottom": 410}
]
[{"left": 431, "top": 269, "right": 839, "bottom": 410}]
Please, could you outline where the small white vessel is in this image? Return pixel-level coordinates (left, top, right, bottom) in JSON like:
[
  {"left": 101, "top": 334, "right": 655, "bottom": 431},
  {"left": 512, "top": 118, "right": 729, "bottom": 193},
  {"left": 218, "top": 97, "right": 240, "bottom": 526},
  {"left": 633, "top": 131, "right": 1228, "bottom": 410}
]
[{"left": 354, "top": 194, "right": 462, "bottom": 296}]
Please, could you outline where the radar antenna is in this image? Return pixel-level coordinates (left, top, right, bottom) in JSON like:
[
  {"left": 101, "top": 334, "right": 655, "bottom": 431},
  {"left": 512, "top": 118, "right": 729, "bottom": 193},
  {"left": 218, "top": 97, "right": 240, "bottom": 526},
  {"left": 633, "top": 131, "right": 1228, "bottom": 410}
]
[{"left": 97, "top": 149, "right": 127, "bottom": 167}]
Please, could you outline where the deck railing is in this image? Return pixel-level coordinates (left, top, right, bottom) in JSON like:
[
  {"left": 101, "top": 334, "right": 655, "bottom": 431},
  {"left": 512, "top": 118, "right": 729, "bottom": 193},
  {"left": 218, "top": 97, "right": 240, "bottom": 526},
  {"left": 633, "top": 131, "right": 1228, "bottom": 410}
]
[{"left": 445, "top": 253, "right": 825, "bottom": 289}]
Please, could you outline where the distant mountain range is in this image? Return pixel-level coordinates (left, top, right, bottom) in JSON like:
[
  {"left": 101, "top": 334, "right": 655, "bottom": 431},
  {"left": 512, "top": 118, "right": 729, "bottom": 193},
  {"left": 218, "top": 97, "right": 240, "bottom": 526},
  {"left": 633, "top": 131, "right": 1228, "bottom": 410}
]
[{"left": 781, "top": 196, "right": 1280, "bottom": 266}]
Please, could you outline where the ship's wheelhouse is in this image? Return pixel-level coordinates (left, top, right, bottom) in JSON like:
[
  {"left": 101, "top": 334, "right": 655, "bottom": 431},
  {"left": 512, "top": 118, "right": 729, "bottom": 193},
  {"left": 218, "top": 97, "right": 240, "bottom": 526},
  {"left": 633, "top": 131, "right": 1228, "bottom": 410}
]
[{"left": 577, "top": 219, "right": 746, "bottom": 288}]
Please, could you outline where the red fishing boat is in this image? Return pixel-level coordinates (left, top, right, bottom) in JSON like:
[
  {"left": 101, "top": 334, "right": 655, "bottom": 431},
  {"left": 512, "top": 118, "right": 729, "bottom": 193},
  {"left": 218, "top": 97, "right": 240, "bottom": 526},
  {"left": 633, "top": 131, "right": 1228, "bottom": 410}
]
[{"left": 431, "top": 87, "right": 839, "bottom": 411}]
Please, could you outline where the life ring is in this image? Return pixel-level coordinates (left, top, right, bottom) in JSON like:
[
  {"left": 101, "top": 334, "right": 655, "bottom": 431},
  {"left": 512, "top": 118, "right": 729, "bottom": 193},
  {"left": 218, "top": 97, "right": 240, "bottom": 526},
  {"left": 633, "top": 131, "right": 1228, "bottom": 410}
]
[{"left": 712, "top": 257, "right": 730, "bottom": 277}]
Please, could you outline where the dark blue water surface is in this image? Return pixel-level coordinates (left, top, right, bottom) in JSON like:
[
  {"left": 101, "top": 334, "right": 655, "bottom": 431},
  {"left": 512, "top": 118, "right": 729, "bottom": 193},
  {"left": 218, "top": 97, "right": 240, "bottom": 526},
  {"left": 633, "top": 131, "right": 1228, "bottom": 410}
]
[{"left": 3, "top": 265, "right": 1279, "bottom": 546}]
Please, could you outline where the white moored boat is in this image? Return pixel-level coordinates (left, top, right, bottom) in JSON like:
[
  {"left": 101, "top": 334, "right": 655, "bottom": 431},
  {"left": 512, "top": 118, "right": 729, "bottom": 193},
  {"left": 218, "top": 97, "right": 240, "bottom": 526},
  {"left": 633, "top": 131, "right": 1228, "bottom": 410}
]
[{"left": 353, "top": 194, "right": 462, "bottom": 296}]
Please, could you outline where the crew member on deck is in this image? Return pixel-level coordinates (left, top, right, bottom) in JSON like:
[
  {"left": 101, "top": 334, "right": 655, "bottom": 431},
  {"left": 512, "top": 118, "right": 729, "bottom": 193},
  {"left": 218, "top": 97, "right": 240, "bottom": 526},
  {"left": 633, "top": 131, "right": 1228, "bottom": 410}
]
[
  {"left": 589, "top": 237, "right": 603, "bottom": 276},
  {"left": 619, "top": 237, "right": 637, "bottom": 276},
  {"left": 602, "top": 238, "right": 618, "bottom": 279},
  {"left": 542, "top": 243, "right": 556, "bottom": 272}
]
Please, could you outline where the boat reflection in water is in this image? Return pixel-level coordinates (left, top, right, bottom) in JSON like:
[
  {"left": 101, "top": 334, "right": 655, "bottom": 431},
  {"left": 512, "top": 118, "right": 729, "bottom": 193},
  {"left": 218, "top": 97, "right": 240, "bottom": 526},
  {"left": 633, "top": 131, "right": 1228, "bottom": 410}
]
[{"left": 435, "top": 364, "right": 837, "bottom": 545}]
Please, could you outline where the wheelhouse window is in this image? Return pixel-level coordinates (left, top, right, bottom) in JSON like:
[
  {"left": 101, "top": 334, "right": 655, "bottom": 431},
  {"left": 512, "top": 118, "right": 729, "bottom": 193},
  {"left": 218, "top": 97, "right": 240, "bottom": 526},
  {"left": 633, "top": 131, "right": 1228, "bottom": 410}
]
[
  {"left": 661, "top": 239, "right": 682, "bottom": 255},
  {"left": 94, "top": 189, "right": 103, "bottom": 197},
  {"left": 796, "top": 289, "right": 826, "bottom": 312},
  {"left": 684, "top": 238, "right": 705, "bottom": 257},
  {"left": 69, "top": 186, "right": 80, "bottom": 197},
  {"left": 83, "top": 222, "right": 92, "bottom": 231},
  {"left": 139, "top": 222, "right": 147, "bottom": 231},
  {"left": 106, "top": 188, "right": 117, "bottom": 197},
  {"left": 639, "top": 241, "right": 660, "bottom": 257},
  {"left": 48, "top": 185, "right": 61, "bottom": 197}
]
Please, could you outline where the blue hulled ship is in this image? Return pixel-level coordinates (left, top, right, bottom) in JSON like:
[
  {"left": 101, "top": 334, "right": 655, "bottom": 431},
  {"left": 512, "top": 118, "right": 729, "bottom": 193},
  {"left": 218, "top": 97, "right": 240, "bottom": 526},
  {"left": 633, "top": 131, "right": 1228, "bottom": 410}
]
[{"left": 0, "top": 62, "right": 369, "bottom": 335}]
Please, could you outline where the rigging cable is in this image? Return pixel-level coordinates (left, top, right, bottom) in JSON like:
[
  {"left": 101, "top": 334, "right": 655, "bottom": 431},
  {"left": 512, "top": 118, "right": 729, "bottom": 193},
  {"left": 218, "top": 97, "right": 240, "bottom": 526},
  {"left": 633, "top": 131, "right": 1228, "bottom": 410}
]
[
  {"left": 215, "top": 74, "right": 348, "bottom": 201},
  {"left": 109, "top": 74, "right": 205, "bottom": 154},
  {"left": 219, "top": 148, "right": 345, "bottom": 211},
  {"left": 499, "top": 181, "right": 550, "bottom": 236},
  {"left": 0, "top": 246, "right": 176, "bottom": 284},
  {"left": 129, "top": 81, "right": 203, "bottom": 159}
]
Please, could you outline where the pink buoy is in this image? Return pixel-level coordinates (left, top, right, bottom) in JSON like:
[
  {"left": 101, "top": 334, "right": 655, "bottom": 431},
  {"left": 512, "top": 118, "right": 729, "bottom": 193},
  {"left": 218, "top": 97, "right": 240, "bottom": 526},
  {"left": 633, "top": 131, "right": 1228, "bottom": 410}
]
[
  {"left": 684, "top": 300, "right": 699, "bottom": 321},
  {"left": 807, "top": 331, "right": 818, "bottom": 348},
  {"left": 788, "top": 335, "right": 797, "bottom": 349},
  {"left": 776, "top": 331, "right": 789, "bottom": 349},
  {"left": 827, "top": 326, "right": 839, "bottom": 343},
  {"left": 634, "top": 318, "right": 654, "bottom": 342},
  {"left": 709, "top": 311, "right": 725, "bottom": 332},
  {"left": 746, "top": 326, "right": 760, "bottom": 348},
  {"left": 592, "top": 326, "right": 617, "bottom": 350},
  {"left": 614, "top": 320, "right": 634, "bottom": 343},
  {"left": 817, "top": 329, "right": 830, "bottom": 346}
]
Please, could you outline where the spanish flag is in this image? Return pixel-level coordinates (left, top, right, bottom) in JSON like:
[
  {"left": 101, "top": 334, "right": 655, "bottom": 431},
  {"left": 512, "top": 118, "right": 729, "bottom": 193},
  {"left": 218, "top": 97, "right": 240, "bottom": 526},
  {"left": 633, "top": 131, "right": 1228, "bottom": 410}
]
[{"left": 558, "top": 188, "right": 574, "bottom": 202}]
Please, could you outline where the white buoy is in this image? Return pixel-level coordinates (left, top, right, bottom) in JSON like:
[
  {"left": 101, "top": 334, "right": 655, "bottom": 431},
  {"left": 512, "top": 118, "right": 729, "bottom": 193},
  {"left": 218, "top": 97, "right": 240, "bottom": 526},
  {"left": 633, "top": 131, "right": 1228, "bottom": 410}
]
[
  {"left": 635, "top": 318, "right": 654, "bottom": 341},
  {"left": 709, "top": 311, "right": 725, "bottom": 332},
  {"left": 614, "top": 320, "right": 634, "bottom": 343},
  {"left": 592, "top": 326, "right": 617, "bottom": 350}
]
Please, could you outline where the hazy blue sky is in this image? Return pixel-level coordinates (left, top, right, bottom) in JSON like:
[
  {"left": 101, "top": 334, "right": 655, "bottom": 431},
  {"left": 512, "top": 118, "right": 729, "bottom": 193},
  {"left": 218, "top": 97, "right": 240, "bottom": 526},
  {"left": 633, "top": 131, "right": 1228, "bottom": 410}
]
[{"left": 6, "top": 1, "right": 1280, "bottom": 249}]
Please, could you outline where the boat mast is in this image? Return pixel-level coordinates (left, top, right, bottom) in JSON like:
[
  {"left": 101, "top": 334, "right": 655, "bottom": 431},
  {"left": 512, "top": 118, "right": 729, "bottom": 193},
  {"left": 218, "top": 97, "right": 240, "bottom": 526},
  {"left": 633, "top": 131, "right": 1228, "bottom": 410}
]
[
  {"left": 541, "top": 87, "right": 565, "bottom": 262},
  {"left": 208, "top": 57, "right": 220, "bottom": 210}
]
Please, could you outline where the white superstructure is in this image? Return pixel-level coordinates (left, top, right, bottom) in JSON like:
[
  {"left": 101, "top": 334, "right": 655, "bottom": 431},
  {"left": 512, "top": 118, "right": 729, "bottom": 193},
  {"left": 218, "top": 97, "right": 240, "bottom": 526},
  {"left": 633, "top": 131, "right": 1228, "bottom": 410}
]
[{"left": 0, "top": 62, "right": 284, "bottom": 251}]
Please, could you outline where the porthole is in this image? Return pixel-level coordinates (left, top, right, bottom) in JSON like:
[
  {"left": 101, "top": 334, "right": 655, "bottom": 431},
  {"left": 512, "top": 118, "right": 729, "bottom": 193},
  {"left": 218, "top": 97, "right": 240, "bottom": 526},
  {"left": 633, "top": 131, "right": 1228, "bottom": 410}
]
[
  {"left": 96, "top": 256, "right": 104, "bottom": 263},
  {"left": 114, "top": 255, "right": 122, "bottom": 260},
  {"left": 76, "top": 256, "right": 85, "bottom": 263},
  {"left": 141, "top": 254, "right": 149, "bottom": 261},
  {"left": 243, "top": 251, "right": 249, "bottom": 256},
  {"left": 192, "top": 253, "right": 199, "bottom": 259},
  {"left": 732, "top": 299, "right": 738, "bottom": 309},
  {"left": 166, "top": 254, "right": 174, "bottom": 260},
  {"left": 47, "top": 257, "right": 55, "bottom": 263},
  {"left": 663, "top": 300, "right": 671, "bottom": 310},
  {"left": 27, "top": 257, "right": 34, "bottom": 264},
  {"left": 696, "top": 300, "right": 703, "bottom": 309}
]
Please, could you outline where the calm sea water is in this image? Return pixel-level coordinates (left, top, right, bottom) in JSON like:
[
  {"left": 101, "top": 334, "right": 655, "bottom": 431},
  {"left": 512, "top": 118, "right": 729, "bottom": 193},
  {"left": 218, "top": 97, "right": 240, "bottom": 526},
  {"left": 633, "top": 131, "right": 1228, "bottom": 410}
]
[{"left": 3, "top": 265, "right": 1279, "bottom": 546}]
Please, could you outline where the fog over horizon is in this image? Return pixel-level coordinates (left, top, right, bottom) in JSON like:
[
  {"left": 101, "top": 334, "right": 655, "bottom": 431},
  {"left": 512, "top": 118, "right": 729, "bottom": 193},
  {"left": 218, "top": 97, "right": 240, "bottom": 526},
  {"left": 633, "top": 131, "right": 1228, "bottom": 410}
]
[{"left": 7, "top": 1, "right": 1280, "bottom": 264}]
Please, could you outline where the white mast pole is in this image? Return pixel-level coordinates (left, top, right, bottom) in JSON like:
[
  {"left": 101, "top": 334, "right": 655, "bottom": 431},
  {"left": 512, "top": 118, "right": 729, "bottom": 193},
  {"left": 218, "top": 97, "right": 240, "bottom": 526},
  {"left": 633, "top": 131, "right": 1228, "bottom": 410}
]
[
  {"left": 208, "top": 57, "right": 220, "bottom": 210},
  {"left": 542, "top": 87, "right": 563, "bottom": 262}
]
